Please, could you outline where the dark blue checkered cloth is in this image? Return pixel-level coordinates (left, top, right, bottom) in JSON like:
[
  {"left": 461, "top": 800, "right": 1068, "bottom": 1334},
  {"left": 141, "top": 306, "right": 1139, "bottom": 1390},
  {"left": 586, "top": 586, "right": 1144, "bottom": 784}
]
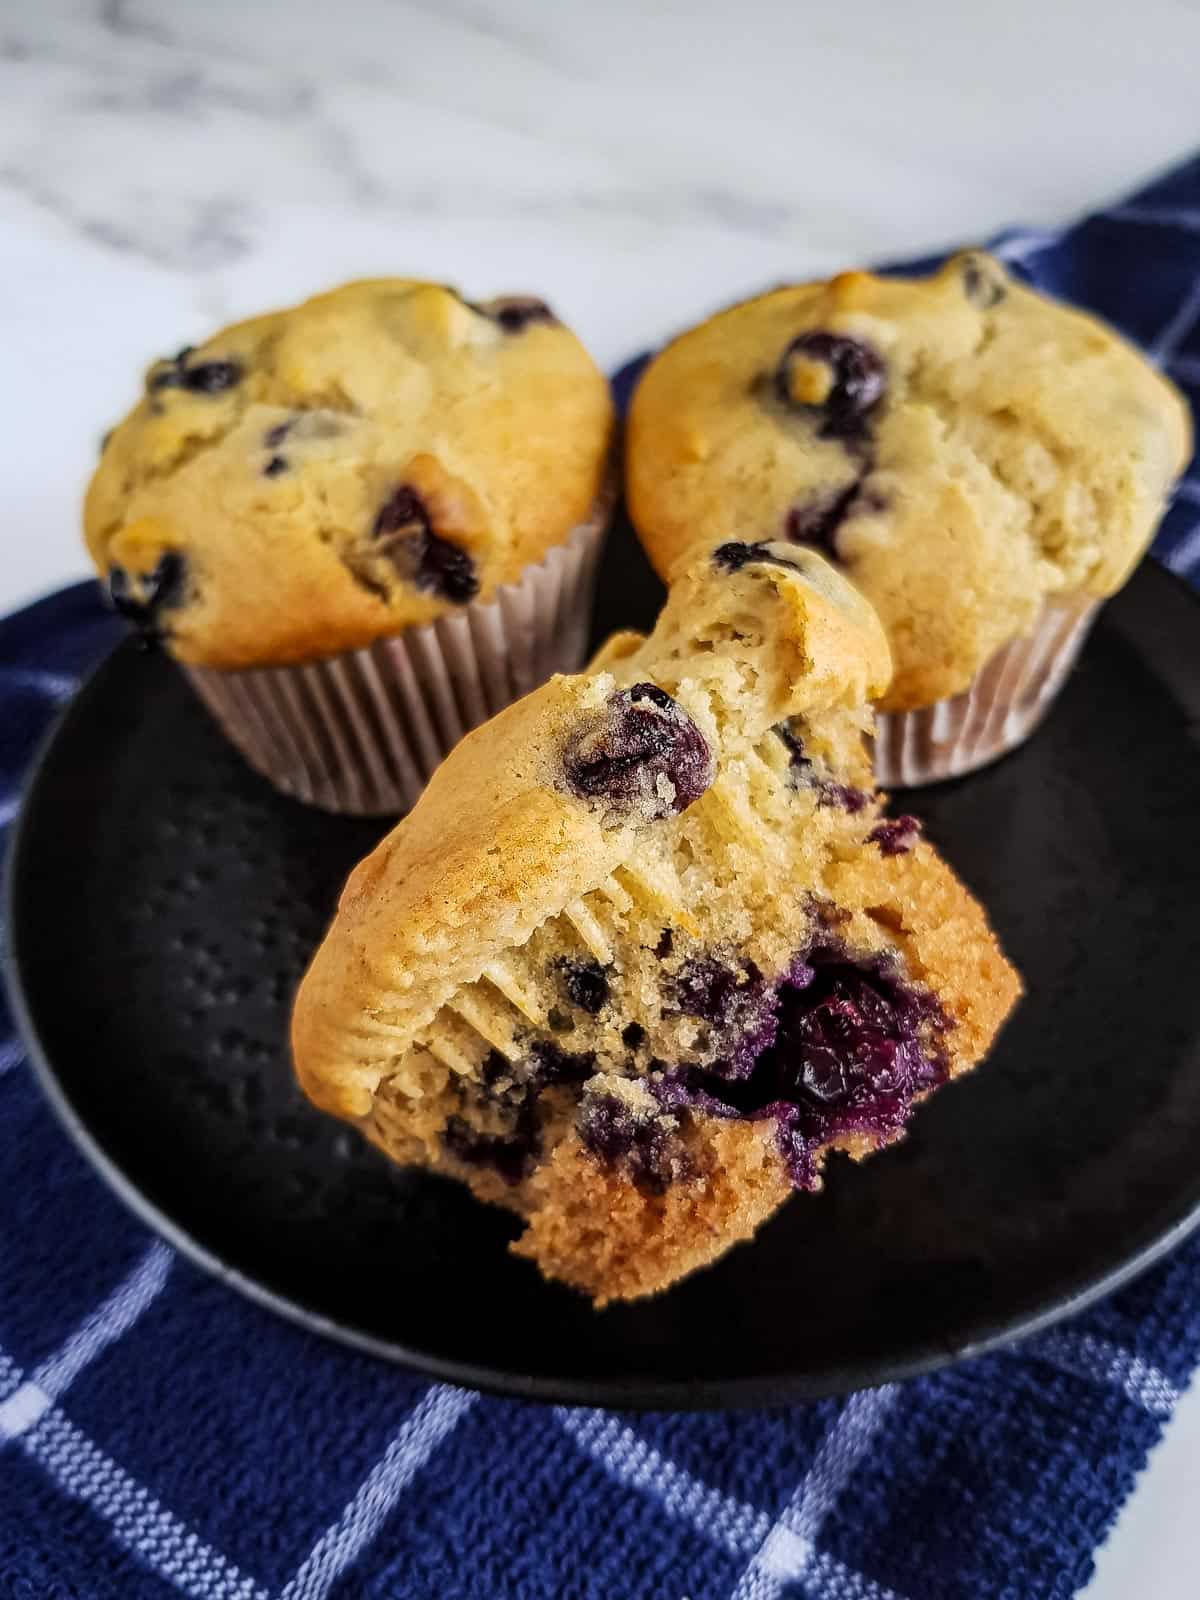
[{"left": 3, "top": 155, "right": 1200, "bottom": 1600}]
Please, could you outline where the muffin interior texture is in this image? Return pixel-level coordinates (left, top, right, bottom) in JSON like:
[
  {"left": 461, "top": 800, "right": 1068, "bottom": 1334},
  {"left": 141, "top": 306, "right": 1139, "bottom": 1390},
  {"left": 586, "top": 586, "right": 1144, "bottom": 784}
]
[
  {"left": 293, "top": 543, "right": 1020, "bottom": 1303},
  {"left": 85, "top": 279, "right": 614, "bottom": 667}
]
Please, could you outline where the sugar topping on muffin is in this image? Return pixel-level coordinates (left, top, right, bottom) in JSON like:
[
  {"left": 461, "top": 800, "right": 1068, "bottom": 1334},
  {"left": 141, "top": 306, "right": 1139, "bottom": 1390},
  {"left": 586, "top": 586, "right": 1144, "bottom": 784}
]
[
  {"left": 626, "top": 252, "right": 1190, "bottom": 710},
  {"left": 85, "top": 279, "right": 614, "bottom": 668},
  {"left": 292, "top": 539, "right": 1020, "bottom": 1303}
]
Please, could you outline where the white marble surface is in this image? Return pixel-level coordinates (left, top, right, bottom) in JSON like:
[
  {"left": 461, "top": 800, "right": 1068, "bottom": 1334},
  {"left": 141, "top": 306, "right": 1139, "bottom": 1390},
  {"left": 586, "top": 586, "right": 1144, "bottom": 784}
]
[{"left": 3, "top": 1, "right": 1200, "bottom": 1593}]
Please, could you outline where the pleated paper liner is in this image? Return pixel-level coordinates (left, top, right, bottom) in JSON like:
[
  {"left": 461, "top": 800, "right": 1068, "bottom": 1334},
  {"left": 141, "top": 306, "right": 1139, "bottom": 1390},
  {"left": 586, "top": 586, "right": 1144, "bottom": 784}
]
[
  {"left": 871, "top": 594, "right": 1100, "bottom": 788},
  {"left": 185, "top": 512, "right": 608, "bottom": 816}
]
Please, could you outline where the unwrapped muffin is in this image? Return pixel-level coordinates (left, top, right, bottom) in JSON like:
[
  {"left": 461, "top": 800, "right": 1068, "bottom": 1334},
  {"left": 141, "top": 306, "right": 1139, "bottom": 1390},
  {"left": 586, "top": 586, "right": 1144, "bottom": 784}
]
[
  {"left": 292, "top": 538, "right": 1020, "bottom": 1303},
  {"left": 85, "top": 279, "right": 615, "bottom": 812},
  {"left": 626, "top": 253, "right": 1190, "bottom": 784}
]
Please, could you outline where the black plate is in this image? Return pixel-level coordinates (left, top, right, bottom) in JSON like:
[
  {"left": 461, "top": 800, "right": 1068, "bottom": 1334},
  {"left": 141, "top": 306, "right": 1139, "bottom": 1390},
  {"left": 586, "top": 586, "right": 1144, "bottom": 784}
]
[{"left": 6, "top": 523, "right": 1200, "bottom": 1408}]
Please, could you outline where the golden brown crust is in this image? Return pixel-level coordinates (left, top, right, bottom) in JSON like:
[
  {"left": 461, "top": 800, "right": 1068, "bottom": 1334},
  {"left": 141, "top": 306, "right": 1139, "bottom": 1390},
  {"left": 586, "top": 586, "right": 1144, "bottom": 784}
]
[
  {"left": 85, "top": 279, "right": 614, "bottom": 667},
  {"left": 510, "top": 1123, "right": 791, "bottom": 1305},
  {"left": 627, "top": 253, "right": 1190, "bottom": 710}
]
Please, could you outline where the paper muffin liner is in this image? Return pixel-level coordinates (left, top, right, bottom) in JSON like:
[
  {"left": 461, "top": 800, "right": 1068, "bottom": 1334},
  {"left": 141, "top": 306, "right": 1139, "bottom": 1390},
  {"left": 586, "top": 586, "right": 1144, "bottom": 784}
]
[
  {"left": 183, "top": 508, "right": 610, "bottom": 815},
  {"left": 871, "top": 594, "right": 1100, "bottom": 789}
]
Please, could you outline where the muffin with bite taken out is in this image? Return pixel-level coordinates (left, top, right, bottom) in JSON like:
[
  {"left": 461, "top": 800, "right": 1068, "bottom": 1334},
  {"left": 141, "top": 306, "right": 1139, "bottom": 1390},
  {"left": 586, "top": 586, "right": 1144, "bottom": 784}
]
[{"left": 292, "top": 537, "right": 1020, "bottom": 1304}]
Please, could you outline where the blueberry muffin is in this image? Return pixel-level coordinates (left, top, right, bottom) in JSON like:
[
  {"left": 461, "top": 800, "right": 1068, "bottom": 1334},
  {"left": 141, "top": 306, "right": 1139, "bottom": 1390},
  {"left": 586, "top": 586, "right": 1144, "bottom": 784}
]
[
  {"left": 84, "top": 279, "right": 616, "bottom": 812},
  {"left": 292, "top": 539, "right": 1020, "bottom": 1303},
  {"left": 626, "top": 253, "right": 1190, "bottom": 783}
]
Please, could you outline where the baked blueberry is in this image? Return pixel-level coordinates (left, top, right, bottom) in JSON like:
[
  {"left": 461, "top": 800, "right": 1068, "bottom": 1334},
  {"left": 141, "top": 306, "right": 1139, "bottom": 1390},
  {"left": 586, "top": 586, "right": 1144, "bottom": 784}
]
[
  {"left": 442, "top": 1111, "right": 538, "bottom": 1185},
  {"left": 768, "top": 953, "right": 948, "bottom": 1186},
  {"left": 712, "top": 540, "right": 804, "bottom": 575},
  {"left": 774, "top": 723, "right": 869, "bottom": 813},
  {"left": 672, "top": 953, "right": 760, "bottom": 1028},
  {"left": 482, "top": 296, "right": 557, "bottom": 333},
  {"left": 106, "top": 551, "right": 188, "bottom": 644},
  {"left": 148, "top": 346, "right": 243, "bottom": 396},
  {"left": 670, "top": 953, "right": 780, "bottom": 1080},
  {"left": 556, "top": 958, "right": 610, "bottom": 1016},
  {"left": 654, "top": 946, "right": 949, "bottom": 1189},
  {"left": 774, "top": 332, "right": 886, "bottom": 439},
  {"left": 446, "top": 1037, "right": 597, "bottom": 1183},
  {"left": 784, "top": 481, "right": 861, "bottom": 557},
  {"left": 527, "top": 1040, "right": 596, "bottom": 1086},
  {"left": 577, "top": 1088, "right": 685, "bottom": 1195},
  {"left": 563, "top": 683, "right": 713, "bottom": 818},
  {"left": 370, "top": 486, "right": 480, "bottom": 603},
  {"left": 869, "top": 816, "right": 921, "bottom": 855}
]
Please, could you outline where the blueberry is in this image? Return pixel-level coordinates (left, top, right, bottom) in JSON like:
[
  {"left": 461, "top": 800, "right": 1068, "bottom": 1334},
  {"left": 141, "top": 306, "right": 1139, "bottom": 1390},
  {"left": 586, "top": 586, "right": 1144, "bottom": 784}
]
[
  {"left": 526, "top": 1040, "right": 596, "bottom": 1085},
  {"left": 821, "top": 783, "right": 870, "bottom": 814},
  {"left": 106, "top": 551, "right": 188, "bottom": 645},
  {"left": 868, "top": 816, "right": 921, "bottom": 856},
  {"left": 148, "top": 346, "right": 243, "bottom": 396},
  {"left": 373, "top": 485, "right": 427, "bottom": 538},
  {"left": 556, "top": 958, "right": 610, "bottom": 1016},
  {"left": 182, "top": 360, "right": 243, "bottom": 394},
  {"left": 960, "top": 253, "right": 1007, "bottom": 310},
  {"left": 671, "top": 953, "right": 779, "bottom": 1080},
  {"left": 477, "top": 1048, "right": 529, "bottom": 1104},
  {"left": 774, "top": 722, "right": 808, "bottom": 768},
  {"left": 478, "top": 1039, "right": 595, "bottom": 1096},
  {"left": 576, "top": 1090, "right": 685, "bottom": 1195},
  {"left": 774, "top": 332, "right": 886, "bottom": 439},
  {"left": 712, "top": 541, "right": 805, "bottom": 575},
  {"left": 479, "top": 296, "right": 557, "bottom": 333},
  {"left": 446, "top": 1037, "right": 596, "bottom": 1183},
  {"left": 672, "top": 954, "right": 760, "bottom": 1028},
  {"left": 263, "top": 420, "right": 293, "bottom": 449},
  {"left": 622, "top": 1022, "right": 647, "bottom": 1050},
  {"left": 774, "top": 723, "right": 870, "bottom": 813},
  {"left": 650, "top": 942, "right": 948, "bottom": 1190},
  {"left": 563, "top": 683, "right": 713, "bottom": 818},
  {"left": 368, "top": 486, "right": 479, "bottom": 604},
  {"left": 442, "top": 1112, "right": 538, "bottom": 1185},
  {"left": 784, "top": 480, "right": 861, "bottom": 559},
  {"left": 263, "top": 455, "right": 289, "bottom": 477},
  {"left": 576, "top": 1092, "right": 636, "bottom": 1163},
  {"left": 799, "top": 1034, "right": 854, "bottom": 1104}
]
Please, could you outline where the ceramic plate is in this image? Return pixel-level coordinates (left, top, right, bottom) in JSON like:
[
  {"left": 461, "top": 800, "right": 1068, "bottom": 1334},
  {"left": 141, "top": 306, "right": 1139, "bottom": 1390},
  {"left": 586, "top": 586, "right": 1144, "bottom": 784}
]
[{"left": 7, "top": 520, "right": 1200, "bottom": 1407}]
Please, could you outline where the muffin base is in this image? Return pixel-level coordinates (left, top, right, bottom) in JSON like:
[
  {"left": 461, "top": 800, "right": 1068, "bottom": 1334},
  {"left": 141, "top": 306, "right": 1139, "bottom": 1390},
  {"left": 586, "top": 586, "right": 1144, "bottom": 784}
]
[
  {"left": 184, "top": 510, "right": 609, "bottom": 815},
  {"left": 872, "top": 595, "right": 1100, "bottom": 788}
]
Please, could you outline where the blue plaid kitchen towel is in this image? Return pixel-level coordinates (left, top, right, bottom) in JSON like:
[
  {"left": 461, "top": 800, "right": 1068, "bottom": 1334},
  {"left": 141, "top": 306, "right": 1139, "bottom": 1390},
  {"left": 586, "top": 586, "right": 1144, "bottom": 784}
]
[{"left": 4, "top": 154, "right": 1200, "bottom": 1600}]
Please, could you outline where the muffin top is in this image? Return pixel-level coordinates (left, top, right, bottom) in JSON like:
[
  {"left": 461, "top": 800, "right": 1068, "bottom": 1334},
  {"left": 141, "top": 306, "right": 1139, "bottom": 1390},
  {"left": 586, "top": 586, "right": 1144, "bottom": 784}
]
[
  {"left": 85, "top": 280, "right": 615, "bottom": 668},
  {"left": 626, "top": 252, "right": 1191, "bottom": 710}
]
